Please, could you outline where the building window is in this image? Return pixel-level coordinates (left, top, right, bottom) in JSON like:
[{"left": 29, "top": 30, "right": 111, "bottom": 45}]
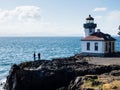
[
  {"left": 95, "top": 42, "right": 98, "bottom": 51},
  {"left": 90, "top": 20, "right": 93, "bottom": 23},
  {"left": 87, "top": 42, "right": 90, "bottom": 50},
  {"left": 105, "top": 42, "right": 107, "bottom": 51},
  {"left": 112, "top": 42, "right": 114, "bottom": 52}
]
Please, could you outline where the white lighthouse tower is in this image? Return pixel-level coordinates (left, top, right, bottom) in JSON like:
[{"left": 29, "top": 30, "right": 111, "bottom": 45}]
[{"left": 84, "top": 15, "right": 97, "bottom": 37}]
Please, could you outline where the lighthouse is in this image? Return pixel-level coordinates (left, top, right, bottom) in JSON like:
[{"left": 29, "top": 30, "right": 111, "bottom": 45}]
[
  {"left": 81, "top": 15, "right": 116, "bottom": 56},
  {"left": 84, "top": 15, "right": 97, "bottom": 37}
]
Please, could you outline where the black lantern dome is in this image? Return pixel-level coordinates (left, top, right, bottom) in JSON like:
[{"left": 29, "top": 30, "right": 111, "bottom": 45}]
[{"left": 86, "top": 15, "right": 94, "bottom": 20}]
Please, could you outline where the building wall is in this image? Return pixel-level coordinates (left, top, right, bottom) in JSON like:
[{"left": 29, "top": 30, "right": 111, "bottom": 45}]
[
  {"left": 81, "top": 41, "right": 105, "bottom": 54},
  {"left": 84, "top": 29, "right": 95, "bottom": 37},
  {"left": 104, "top": 41, "right": 115, "bottom": 53},
  {"left": 81, "top": 40, "right": 116, "bottom": 55}
]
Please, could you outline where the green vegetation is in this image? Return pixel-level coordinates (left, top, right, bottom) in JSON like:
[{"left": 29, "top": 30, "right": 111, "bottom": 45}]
[
  {"left": 81, "top": 75, "right": 102, "bottom": 90},
  {"left": 80, "top": 75, "right": 120, "bottom": 90}
]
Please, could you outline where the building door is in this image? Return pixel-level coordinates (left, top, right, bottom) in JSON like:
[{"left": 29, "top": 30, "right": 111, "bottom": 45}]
[{"left": 109, "top": 42, "right": 111, "bottom": 53}]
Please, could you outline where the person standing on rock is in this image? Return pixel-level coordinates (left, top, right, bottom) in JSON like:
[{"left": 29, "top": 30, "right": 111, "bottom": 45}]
[
  {"left": 38, "top": 53, "right": 41, "bottom": 60},
  {"left": 33, "top": 52, "right": 36, "bottom": 61}
]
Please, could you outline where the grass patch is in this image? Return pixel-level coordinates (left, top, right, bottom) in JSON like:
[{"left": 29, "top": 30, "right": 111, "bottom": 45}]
[
  {"left": 81, "top": 77, "right": 102, "bottom": 90},
  {"left": 102, "top": 80, "right": 120, "bottom": 90}
]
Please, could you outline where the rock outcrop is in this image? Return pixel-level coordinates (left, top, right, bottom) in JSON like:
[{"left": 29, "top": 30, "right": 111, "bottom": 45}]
[{"left": 4, "top": 55, "right": 120, "bottom": 90}]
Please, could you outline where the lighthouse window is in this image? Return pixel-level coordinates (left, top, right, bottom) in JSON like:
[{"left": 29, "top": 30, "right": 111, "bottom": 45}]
[
  {"left": 86, "top": 20, "right": 89, "bottom": 23},
  {"left": 95, "top": 43, "right": 98, "bottom": 51},
  {"left": 90, "top": 20, "right": 93, "bottom": 23},
  {"left": 87, "top": 42, "right": 90, "bottom": 50},
  {"left": 89, "top": 29, "right": 92, "bottom": 33}
]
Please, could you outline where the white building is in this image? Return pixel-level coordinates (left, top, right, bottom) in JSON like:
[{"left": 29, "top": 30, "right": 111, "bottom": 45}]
[{"left": 81, "top": 15, "right": 116, "bottom": 56}]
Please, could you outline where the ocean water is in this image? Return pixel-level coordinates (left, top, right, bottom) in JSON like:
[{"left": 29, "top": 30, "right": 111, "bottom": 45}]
[{"left": 0, "top": 37, "right": 120, "bottom": 89}]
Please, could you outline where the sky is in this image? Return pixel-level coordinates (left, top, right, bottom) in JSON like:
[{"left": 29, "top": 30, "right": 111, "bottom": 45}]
[{"left": 0, "top": 0, "right": 119, "bottom": 36}]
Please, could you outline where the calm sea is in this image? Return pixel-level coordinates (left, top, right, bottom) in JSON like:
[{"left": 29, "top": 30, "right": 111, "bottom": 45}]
[{"left": 0, "top": 37, "right": 120, "bottom": 89}]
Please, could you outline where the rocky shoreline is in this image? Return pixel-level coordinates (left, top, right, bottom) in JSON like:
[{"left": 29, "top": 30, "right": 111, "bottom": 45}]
[{"left": 4, "top": 55, "right": 120, "bottom": 90}]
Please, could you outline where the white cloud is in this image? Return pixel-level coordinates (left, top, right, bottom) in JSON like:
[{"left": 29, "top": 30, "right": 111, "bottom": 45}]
[
  {"left": 96, "top": 10, "right": 120, "bottom": 35},
  {"left": 0, "top": 6, "right": 119, "bottom": 36},
  {"left": 94, "top": 7, "right": 107, "bottom": 12},
  {"left": 0, "top": 5, "right": 83, "bottom": 36},
  {"left": 0, "top": 6, "right": 41, "bottom": 22}
]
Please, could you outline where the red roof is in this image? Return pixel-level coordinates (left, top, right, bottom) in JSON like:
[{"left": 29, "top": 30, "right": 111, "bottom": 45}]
[
  {"left": 81, "top": 32, "right": 116, "bottom": 41},
  {"left": 81, "top": 36, "right": 104, "bottom": 41}
]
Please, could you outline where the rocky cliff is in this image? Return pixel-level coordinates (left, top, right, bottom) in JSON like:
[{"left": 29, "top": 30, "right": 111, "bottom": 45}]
[{"left": 4, "top": 55, "right": 120, "bottom": 90}]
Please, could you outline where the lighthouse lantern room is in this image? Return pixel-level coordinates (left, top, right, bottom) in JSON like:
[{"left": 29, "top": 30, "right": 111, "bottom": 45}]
[{"left": 84, "top": 15, "right": 97, "bottom": 37}]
